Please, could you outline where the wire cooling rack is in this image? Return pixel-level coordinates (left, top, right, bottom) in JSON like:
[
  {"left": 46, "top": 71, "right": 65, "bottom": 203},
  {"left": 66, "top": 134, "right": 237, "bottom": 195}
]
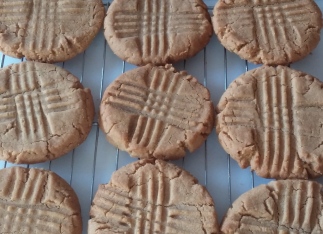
[{"left": 1, "top": 0, "right": 323, "bottom": 233}]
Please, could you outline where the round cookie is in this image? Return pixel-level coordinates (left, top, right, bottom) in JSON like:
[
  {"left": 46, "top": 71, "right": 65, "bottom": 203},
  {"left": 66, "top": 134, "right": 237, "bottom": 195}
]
[
  {"left": 221, "top": 180, "right": 323, "bottom": 233},
  {"left": 212, "top": 0, "right": 322, "bottom": 65},
  {"left": 0, "top": 167, "right": 82, "bottom": 233},
  {"left": 0, "top": 62, "right": 94, "bottom": 164},
  {"left": 89, "top": 159, "right": 219, "bottom": 234},
  {"left": 99, "top": 64, "right": 214, "bottom": 160},
  {"left": 216, "top": 65, "right": 323, "bottom": 179},
  {"left": 0, "top": 0, "right": 105, "bottom": 63},
  {"left": 104, "top": 0, "right": 212, "bottom": 66}
]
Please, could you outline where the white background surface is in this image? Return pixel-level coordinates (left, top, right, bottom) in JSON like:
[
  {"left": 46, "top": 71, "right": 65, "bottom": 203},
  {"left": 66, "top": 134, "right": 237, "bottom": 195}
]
[{"left": 1, "top": 0, "right": 323, "bottom": 233}]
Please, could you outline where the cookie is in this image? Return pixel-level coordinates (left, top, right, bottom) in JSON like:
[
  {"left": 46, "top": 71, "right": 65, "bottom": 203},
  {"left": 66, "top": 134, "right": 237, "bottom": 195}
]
[
  {"left": 212, "top": 0, "right": 322, "bottom": 65},
  {"left": 0, "top": 62, "right": 94, "bottom": 164},
  {"left": 216, "top": 65, "right": 323, "bottom": 179},
  {"left": 221, "top": 180, "right": 323, "bottom": 233},
  {"left": 104, "top": 0, "right": 212, "bottom": 66},
  {"left": 89, "top": 159, "right": 219, "bottom": 234},
  {"left": 99, "top": 64, "right": 214, "bottom": 160},
  {"left": 0, "top": 0, "right": 104, "bottom": 63},
  {"left": 0, "top": 167, "right": 82, "bottom": 233}
]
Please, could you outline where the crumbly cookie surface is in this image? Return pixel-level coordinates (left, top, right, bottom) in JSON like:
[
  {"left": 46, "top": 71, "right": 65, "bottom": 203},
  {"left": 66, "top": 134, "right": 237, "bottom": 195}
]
[
  {"left": 216, "top": 65, "right": 323, "bottom": 179},
  {"left": 99, "top": 64, "right": 214, "bottom": 160},
  {"left": 89, "top": 159, "right": 219, "bottom": 234},
  {"left": 221, "top": 180, "right": 323, "bottom": 234},
  {"left": 0, "top": 0, "right": 105, "bottom": 63},
  {"left": 213, "top": 0, "right": 322, "bottom": 65},
  {"left": 0, "top": 62, "right": 94, "bottom": 164},
  {"left": 105, "top": 0, "right": 212, "bottom": 66},
  {"left": 0, "top": 167, "right": 82, "bottom": 233}
]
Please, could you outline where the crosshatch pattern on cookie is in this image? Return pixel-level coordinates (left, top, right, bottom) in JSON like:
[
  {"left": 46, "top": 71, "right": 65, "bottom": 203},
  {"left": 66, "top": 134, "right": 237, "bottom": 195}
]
[
  {"left": 92, "top": 173, "right": 207, "bottom": 233},
  {"left": 0, "top": 0, "right": 95, "bottom": 49},
  {"left": 214, "top": 0, "right": 321, "bottom": 65},
  {"left": 106, "top": 0, "right": 212, "bottom": 65},
  {"left": 0, "top": 0, "right": 104, "bottom": 62},
  {"left": 221, "top": 180, "right": 322, "bottom": 233},
  {"left": 108, "top": 70, "right": 201, "bottom": 130},
  {"left": 112, "top": 0, "right": 207, "bottom": 58},
  {"left": 217, "top": 0, "right": 311, "bottom": 50},
  {"left": 106, "top": 67, "right": 204, "bottom": 149},
  {"left": 222, "top": 67, "right": 303, "bottom": 177},
  {"left": 217, "top": 66, "right": 323, "bottom": 179},
  {"left": 100, "top": 65, "right": 214, "bottom": 159},
  {"left": 0, "top": 62, "right": 94, "bottom": 164},
  {"left": 0, "top": 167, "right": 81, "bottom": 233},
  {"left": 0, "top": 62, "right": 80, "bottom": 141},
  {"left": 89, "top": 160, "right": 218, "bottom": 233}
]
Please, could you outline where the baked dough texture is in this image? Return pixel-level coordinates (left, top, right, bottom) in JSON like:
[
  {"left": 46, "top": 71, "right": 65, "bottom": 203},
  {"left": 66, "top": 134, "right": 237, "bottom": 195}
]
[
  {"left": 221, "top": 180, "right": 323, "bottom": 234},
  {"left": 99, "top": 64, "right": 214, "bottom": 160},
  {"left": 217, "top": 65, "right": 323, "bottom": 179},
  {"left": 104, "top": 0, "right": 213, "bottom": 66},
  {"left": 0, "top": 62, "right": 94, "bottom": 164},
  {"left": 89, "top": 159, "right": 219, "bottom": 234},
  {"left": 0, "top": 167, "right": 82, "bottom": 234},
  {"left": 0, "top": 0, "right": 105, "bottom": 63},
  {"left": 213, "top": 0, "right": 322, "bottom": 65}
]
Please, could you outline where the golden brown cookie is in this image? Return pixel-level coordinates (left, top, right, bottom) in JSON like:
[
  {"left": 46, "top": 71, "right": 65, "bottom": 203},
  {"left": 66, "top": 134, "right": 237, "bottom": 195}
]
[
  {"left": 221, "top": 180, "right": 323, "bottom": 233},
  {"left": 216, "top": 65, "right": 323, "bottom": 179},
  {"left": 89, "top": 159, "right": 219, "bottom": 234},
  {"left": 104, "top": 0, "right": 212, "bottom": 66},
  {"left": 0, "top": 167, "right": 82, "bottom": 233},
  {"left": 0, "top": 62, "right": 94, "bottom": 164},
  {"left": 0, "top": 0, "right": 105, "bottom": 63},
  {"left": 212, "top": 0, "right": 322, "bottom": 65},
  {"left": 99, "top": 64, "right": 214, "bottom": 160}
]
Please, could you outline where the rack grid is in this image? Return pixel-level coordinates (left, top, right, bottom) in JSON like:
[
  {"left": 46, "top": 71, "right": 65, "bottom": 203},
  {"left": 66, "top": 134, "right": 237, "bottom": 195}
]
[{"left": 1, "top": 1, "right": 323, "bottom": 233}]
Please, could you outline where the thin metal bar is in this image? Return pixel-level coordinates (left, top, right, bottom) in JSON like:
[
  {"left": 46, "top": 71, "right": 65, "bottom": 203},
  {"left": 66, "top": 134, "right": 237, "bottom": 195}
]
[
  {"left": 90, "top": 37, "right": 108, "bottom": 203},
  {"left": 80, "top": 51, "right": 86, "bottom": 83},
  {"left": 70, "top": 54, "right": 81, "bottom": 185},
  {"left": 245, "top": 60, "right": 255, "bottom": 189},
  {"left": 115, "top": 60, "right": 126, "bottom": 170},
  {"left": 203, "top": 47, "right": 208, "bottom": 186},
  {"left": 0, "top": 54, "right": 4, "bottom": 68},
  {"left": 224, "top": 48, "right": 232, "bottom": 204},
  {"left": 91, "top": 128, "right": 101, "bottom": 198},
  {"left": 115, "top": 149, "right": 119, "bottom": 170},
  {"left": 69, "top": 137, "right": 76, "bottom": 181}
]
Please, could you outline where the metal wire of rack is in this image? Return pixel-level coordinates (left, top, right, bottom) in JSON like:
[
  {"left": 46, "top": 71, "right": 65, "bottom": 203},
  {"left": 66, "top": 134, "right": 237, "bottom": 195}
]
[{"left": 1, "top": 1, "right": 323, "bottom": 233}]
